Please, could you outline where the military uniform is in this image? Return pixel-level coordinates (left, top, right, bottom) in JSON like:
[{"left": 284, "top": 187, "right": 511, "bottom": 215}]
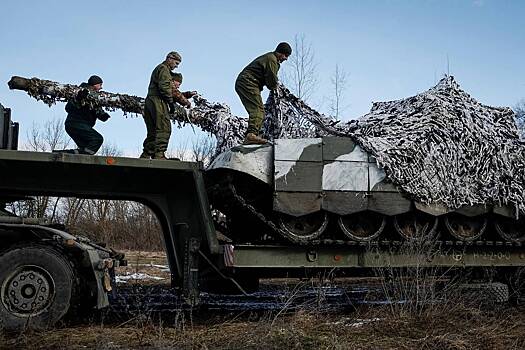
[
  {"left": 142, "top": 62, "right": 175, "bottom": 159},
  {"left": 170, "top": 72, "right": 195, "bottom": 118},
  {"left": 235, "top": 52, "right": 280, "bottom": 136},
  {"left": 65, "top": 83, "right": 110, "bottom": 155}
]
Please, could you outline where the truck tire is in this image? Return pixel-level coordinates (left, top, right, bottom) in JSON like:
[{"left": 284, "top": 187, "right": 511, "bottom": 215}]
[{"left": 0, "top": 245, "right": 74, "bottom": 331}]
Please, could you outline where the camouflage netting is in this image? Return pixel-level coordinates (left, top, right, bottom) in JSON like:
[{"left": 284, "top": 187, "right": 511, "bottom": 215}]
[
  {"left": 8, "top": 76, "right": 247, "bottom": 152},
  {"left": 8, "top": 76, "right": 145, "bottom": 115},
  {"left": 265, "top": 76, "right": 525, "bottom": 216},
  {"left": 10, "top": 75, "right": 525, "bottom": 214},
  {"left": 191, "top": 96, "right": 246, "bottom": 153}
]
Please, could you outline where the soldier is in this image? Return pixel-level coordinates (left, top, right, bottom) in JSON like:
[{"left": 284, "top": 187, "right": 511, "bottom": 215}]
[
  {"left": 64, "top": 75, "right": 110, "bottom": 155},
  {"left": 235, "top": 42, "right": 292, "bottom": 145},
  {"left": 141, "top": 51, "right": 182, "bottom": 160},
  {"left": 170, "top": 72, "right": 197, "bottom": 120}
]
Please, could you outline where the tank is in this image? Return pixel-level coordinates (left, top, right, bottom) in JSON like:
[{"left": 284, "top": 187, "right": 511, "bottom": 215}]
[{"left": 206, "top": 136, "right": 524, "bottom": 244}]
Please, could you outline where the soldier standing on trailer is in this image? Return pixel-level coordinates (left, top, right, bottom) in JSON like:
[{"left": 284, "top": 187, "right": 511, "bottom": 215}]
[
  {"left": 235, "top": 42, "right": 292, "bottom": 145},
  {"left": 141, "top": 51, "right": 182, "bottom": 160}
]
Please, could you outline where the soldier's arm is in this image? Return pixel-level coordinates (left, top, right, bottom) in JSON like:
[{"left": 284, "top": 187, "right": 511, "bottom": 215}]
[
  {"left": 173, "top": 89, "right": 190, "bottom": 108},
  {"left": 158, "top": 66, "right": 174, "bottom": 104},
  {"left": 96, "top": 110, "right": 111, "bottom": 122},
  {"left": 264, "top": 59, "right": 280, "bottom": 90},
  {"left": 94, "top": 105, "right": 111, "bottom": 122},
  {"left": 182, "top": 91, "right": 197, "bottom": 98}
]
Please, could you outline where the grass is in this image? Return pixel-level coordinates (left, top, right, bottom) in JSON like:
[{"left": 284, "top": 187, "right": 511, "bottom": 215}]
[{"left": 3, "top": 295, "right": 525, "bottom": 349}]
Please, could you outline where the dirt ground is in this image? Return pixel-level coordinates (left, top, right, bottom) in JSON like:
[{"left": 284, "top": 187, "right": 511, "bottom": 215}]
[{"left": 3, "top": 251, "right": 525, "bottom": 350}]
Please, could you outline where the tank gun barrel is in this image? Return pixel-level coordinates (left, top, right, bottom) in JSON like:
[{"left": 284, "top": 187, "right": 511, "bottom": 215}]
[
  {"left": 8, "top": 76, "right": 145, "bottom": 115},
  {"left": 7, "top": 75, "right": 248, "bottom": 154}
]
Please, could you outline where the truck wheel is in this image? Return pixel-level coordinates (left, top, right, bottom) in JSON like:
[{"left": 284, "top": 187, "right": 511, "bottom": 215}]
[{"left": 0, "top": 245, "right": 74, "bottom": 331}]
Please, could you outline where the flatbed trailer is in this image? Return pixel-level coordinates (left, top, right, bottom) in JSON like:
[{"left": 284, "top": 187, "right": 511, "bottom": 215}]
[{"left": 3, "top": 149, "right": 525, "bottom": 280}]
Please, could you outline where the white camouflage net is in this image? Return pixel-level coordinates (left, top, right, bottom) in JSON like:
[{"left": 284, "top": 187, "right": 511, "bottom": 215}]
[{"left": 263, "top": 76, "right": 525, "bottom": 215}]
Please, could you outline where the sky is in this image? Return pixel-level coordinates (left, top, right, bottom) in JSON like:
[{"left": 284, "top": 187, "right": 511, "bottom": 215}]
[{"left": 1, "top": 0, "right": 524, "bottom": 156}]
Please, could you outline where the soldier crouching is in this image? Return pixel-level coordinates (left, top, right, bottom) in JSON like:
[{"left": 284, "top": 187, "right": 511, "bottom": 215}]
[{"left": 64, "top": 75, "right": 110, "bottom": 155}]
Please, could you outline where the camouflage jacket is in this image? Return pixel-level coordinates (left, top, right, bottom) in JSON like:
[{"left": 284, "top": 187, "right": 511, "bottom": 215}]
[
  {"left": 147, "top": 62, "right": 173, "bottom": 104},
  {"left": 238, "top": 52, "right": 280, "bottom": 91},
  {"left": 65, "top": 83, "right": 110, "bottom": 126}
]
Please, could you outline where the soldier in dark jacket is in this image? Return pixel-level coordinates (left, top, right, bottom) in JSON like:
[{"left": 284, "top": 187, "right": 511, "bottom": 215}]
[
  {"left": 141, "top": 51, "right": 182, "bottom": 160},
  {"left": 64, "top": 75, "right": 110, "bottom": 155},
  {"left": 236, "top": 42, "right": 292, "bottom": 144}
]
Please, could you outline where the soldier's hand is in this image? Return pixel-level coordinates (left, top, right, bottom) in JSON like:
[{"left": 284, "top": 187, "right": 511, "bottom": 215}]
[
  {"left": 168, "top": 102, "right": 176, "bottom": 114},
  {"left": 185, "top": 101, "right": 192, "bottom": 109},
  {"left": 77, "top": 88, "right": 89, "bottom": 100},
  {"left": 99, "top": 112, "right": 111, "bottom": 122}
]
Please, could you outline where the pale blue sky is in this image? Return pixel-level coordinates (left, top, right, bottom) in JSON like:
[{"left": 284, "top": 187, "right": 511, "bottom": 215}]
[{"left": 1, "top": 0, "right": 524, "bottom": 155}]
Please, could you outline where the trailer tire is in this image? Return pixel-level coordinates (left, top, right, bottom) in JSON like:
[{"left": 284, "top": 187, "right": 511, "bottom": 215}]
[{"left": 0, "top": 245, "right": 74, "bottom": 332}]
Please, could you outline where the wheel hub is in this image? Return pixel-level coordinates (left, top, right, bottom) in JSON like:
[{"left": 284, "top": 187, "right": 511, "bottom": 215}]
[
  {"left": 338, "top": 212, "right": 387, "bottom": 241},
  {"left": 445, "top": 214, "right": 487, "bottom": 241},
  {"left": 2, "top": 266, "right": 54, "bottom": 316},
  {"left": 394, "top": 212, "right": 438, "bottom": 240},
  {"left": 278, "top": 212, "right": 329, "bottom": 242}
]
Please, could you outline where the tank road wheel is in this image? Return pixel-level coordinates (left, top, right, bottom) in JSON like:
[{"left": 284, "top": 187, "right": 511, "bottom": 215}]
[
  {"left": 394, "top": 212, "right": 438, "bottom": 241},
  {"left": 494, "top": 216, "right": 525, "bottom": 242},
  {"left": 338, "top": 212, "right": 386, "bottom": 241},
  {"left": 445, "top": 213, "right": 487, "bottom": 241},
  {"left": 0, "top": 245, "right": 74, "bottom": 331},
  {"left": 278, "top": 212, "right": 329, "bottom": 243}
]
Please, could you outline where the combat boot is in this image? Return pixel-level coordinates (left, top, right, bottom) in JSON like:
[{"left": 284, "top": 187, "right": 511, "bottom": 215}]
[
  {"left": 243, "top": 133, "right": 268, "bottom": 145},
  {"left": 139, "top": 152, "right": 152, "bottom": 159},
  {"left": 153, "top": 152, "right": 168, "bottom": 160}
]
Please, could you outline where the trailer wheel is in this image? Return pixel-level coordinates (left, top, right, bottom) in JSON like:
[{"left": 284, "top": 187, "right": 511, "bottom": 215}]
[{"left": 0, "top": 245, "right": 74, "bottom": 331}]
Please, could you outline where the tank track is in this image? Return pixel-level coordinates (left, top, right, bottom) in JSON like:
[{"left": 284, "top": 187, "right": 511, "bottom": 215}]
[
  {"left": 227, "top": 182, "right": 313, "bottom": 244},
  {"left": 211, "top": 179, "right": 525, "bottom": 247}
]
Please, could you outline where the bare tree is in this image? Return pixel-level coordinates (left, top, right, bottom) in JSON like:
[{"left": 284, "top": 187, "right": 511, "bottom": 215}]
[
  {"left": 168, "top": 138, "right": 191, "bottom": 161},
  {"left": 515, "top": 99, "right": 525, "bottom": 139},
  {"left": 98, "top": 142, "right": 122, "bottom": 157},
  {"left": 192, "top": 135, "right": 216, "bottom": 166},
  {"left": 281, "top": 34, "right": 318, "bottom": 103},
  {"left": 25, "top": 118, "right": 70, "bottom": 152},
  {"left": 12, "top": 119, "right": 71, "bottom": 219},
  {"left": 329, "top": 64, "right": 349, "bottom": 119}
]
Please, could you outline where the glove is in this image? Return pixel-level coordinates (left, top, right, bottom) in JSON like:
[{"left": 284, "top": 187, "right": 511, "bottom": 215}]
[
  {"left": 77, "top": 88, "right": 89, "bottom": 100},
  {"left": 168, "top": 102, "right": 176, "bottom": 114},
  {"left": 185, "top": 101, "right": 191, "bottom": 109},
  {"left": 98, "top": 112, "right": 111, "bottom": 122}
]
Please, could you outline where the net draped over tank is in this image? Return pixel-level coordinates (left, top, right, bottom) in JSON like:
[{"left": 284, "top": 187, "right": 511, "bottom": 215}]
[{"left": 261, "top": 76, "right": 525, "bottom": 216}]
